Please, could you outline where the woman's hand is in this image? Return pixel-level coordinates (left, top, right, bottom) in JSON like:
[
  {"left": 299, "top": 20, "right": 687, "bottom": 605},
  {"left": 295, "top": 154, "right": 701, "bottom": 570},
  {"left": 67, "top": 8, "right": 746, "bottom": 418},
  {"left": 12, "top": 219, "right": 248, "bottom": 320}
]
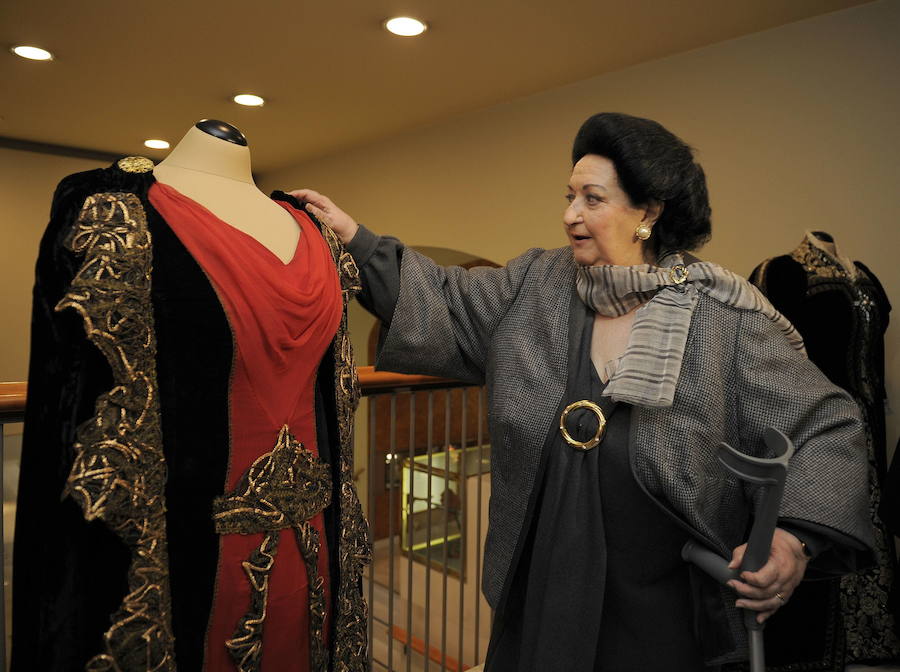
[
  {"left": 726, "top": 527, "right": 809, "bottom": 623},
  {"left": 288, "top": 189, "right": 359, "bottom": 245}
]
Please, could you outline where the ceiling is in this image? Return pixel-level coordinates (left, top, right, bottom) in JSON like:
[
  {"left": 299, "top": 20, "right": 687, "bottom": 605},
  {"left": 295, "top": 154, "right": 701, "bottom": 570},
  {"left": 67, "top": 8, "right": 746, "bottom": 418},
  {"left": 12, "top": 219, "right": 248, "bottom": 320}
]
[{"left": 1, "top": 0, "right": 871, "bottom": 174}]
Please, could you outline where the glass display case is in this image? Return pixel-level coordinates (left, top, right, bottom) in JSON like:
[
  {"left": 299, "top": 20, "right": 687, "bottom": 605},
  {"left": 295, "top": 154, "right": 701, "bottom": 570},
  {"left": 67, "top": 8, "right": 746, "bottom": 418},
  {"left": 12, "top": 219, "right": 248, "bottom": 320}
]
[{"left": 400, "top": 445, "right": 490, "bottom": 577}]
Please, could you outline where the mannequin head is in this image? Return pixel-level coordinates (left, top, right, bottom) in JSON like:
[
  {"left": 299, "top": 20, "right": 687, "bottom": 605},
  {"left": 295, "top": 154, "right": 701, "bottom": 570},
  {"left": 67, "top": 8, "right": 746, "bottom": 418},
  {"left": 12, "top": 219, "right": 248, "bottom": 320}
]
[{"left": 195, "top": 119, "right": 247, "bottom": 146}]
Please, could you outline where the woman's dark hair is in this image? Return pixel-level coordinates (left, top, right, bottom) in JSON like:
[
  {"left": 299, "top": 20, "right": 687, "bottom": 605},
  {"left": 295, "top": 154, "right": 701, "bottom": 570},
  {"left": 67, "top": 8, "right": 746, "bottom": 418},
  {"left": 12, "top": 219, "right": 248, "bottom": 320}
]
[{"left": 572, "top": 112, "right": 711, "bottom": 255}]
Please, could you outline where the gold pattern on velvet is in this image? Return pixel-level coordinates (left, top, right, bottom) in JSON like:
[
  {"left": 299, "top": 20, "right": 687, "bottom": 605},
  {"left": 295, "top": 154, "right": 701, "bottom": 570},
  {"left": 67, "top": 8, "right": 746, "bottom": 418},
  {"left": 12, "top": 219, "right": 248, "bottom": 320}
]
[
  {"left": 56, "top": 192, "right": 176, "bottom": 672},
  {"left": 318, "top": 222, "right": 371, "bottom": 672},
  {"left": 117, "top": 156, "right": 155, "bottom": 174},
  {"left": 790, "top": 238, "right": 853, "bottom": 281},
  {"left": 213, "top": 425, "right": 332, "bottom": 672}
]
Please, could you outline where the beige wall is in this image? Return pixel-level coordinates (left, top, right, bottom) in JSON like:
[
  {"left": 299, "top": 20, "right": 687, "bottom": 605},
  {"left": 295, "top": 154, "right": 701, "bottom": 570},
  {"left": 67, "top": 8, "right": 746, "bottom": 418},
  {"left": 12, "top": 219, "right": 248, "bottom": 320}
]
[
  {"left": 0, "top": 148, "right": 107, "bottom": 381},
  {"left": 260, "top": 0, "right": 900, "bottom": 455},
  {"left": 0, "top": 149, "right": 107, "bottom": 507}
]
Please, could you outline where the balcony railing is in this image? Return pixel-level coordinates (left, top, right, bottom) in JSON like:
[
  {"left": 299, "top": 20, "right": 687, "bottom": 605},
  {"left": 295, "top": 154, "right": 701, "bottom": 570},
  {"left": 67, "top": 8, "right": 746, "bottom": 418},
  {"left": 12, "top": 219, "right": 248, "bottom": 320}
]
[{"left": 0, "top": 369, "right": 490, "bottom": 671}]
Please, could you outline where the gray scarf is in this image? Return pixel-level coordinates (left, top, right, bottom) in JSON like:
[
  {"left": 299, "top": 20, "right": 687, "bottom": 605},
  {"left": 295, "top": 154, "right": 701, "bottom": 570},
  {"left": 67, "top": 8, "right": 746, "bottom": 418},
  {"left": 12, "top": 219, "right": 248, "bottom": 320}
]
[{"left": 575, "top": 254, "right": 805, "bottom": 407}]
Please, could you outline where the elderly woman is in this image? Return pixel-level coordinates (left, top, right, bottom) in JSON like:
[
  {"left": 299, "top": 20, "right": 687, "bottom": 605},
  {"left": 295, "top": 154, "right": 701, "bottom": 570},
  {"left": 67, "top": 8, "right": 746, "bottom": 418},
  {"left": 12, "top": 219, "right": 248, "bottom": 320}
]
[{"left": 291, "top": 112, "right": 872, "bottom": 670}]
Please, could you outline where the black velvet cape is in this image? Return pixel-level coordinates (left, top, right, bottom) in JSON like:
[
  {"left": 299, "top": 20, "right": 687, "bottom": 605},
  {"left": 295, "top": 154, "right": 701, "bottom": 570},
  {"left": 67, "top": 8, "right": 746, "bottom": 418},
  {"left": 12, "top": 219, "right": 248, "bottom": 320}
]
[{"left": 12, "top": 159, "right": 370, "bottom": 671}]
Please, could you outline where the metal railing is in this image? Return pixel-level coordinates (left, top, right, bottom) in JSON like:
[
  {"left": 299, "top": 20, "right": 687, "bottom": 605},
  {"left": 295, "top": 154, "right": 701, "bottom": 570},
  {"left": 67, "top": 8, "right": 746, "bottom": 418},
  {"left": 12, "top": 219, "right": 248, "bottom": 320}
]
[
  {"left": 360, "top": 369, "right": 490, "bottom": 672},
  {"left": 0, "top": 371, "right": 490, "bottom": 671},
  {"left": 0, "top": 382, "right": 26, "bottom": 671}
]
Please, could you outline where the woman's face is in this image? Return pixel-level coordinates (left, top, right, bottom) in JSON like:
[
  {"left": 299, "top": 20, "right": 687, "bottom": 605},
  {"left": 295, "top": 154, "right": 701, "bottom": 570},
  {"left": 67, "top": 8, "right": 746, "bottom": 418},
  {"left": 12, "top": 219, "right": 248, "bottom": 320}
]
[{"left": 563, "top": 154, "right": 659, "bottom": 267}]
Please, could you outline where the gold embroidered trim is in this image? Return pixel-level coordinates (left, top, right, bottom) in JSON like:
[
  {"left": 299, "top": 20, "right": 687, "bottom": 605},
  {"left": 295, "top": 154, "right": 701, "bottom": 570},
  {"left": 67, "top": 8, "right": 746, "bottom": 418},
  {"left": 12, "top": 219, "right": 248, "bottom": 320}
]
[
  {"left": 56, "top": 192, "right": 176, "bottom": 672},
  {"left": 117, "top": 156, "right": 155, "bottom": 174},
  {"left": 213, "top": 425, "right": 332, "bottom": 672},
  {"left": 226, "top": 530, "right": 278, "bottom": 672},
  {"left": 791, "top": 237, "right": 851, "bottom": 281},
  {"left": 319, "top": 223, "right": 372, "bottom": 672},
  {"left": 295, "top": 522, "right": 329, "bottom": 672}
]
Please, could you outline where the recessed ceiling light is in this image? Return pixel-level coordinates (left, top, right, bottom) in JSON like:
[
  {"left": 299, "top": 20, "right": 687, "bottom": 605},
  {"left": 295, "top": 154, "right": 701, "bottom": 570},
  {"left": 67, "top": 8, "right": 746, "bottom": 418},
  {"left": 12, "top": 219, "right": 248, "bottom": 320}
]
[
  {"left": 11, "top": 45, "right": 54, "bottom": 61},
  {"left": 233, "top": 93, "right": 265, "bottom": 107},
  {"left": 144, "top": 139, "right": 170, "bottom": 150},
  {"left": 384, "top": 17, "right": 427, "bottom": 37}
]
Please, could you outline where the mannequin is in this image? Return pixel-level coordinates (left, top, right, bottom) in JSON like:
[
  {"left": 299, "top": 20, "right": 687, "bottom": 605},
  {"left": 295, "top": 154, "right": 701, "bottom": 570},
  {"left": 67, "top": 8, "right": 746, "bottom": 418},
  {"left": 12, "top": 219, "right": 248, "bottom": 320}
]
[
  {"left": 750, "top": 231, "right": 897, "bottom": 670},
  {"left": 13, "top": 121, "right": 370, "bottom": 672},
  {"left": 154, "top": 120, "right": 300, "bottom": 263}
]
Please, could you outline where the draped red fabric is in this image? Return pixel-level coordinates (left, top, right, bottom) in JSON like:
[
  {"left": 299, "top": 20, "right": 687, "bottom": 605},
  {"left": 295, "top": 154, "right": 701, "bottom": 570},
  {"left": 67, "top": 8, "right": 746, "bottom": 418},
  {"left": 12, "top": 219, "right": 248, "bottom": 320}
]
[{"left": 149, "top": 182, "right": 342, "bottom": 672}]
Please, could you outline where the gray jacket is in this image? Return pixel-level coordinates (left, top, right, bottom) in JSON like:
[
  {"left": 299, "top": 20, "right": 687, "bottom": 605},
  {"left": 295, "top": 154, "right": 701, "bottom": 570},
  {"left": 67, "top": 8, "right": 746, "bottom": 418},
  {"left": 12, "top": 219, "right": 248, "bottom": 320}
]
[{"left": 349, "top": 226, "right": 873, "bottom": 659}]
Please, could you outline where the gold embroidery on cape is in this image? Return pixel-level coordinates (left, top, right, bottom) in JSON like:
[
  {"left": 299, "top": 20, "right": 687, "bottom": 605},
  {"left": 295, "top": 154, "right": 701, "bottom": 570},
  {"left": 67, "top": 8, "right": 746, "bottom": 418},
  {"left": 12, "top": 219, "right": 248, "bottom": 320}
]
[
  {"left": 56, "top": 192, "right": 176, "bottom": 672},
  {"left": 318, "top": 223, "right": 372, "bottom": 672},
  {"left": 117, "top": 156, "right": 155, "bottom": 174},
  {"left": 213, "top": 425, "right": 332, "bottom": 672}
]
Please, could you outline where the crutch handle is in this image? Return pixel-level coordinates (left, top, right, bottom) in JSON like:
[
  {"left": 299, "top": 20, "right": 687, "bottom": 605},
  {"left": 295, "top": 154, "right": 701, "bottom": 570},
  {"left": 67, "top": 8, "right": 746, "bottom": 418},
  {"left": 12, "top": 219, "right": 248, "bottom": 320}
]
[{"left": 718, "top": 428, "right": 794, "bottom": 575}]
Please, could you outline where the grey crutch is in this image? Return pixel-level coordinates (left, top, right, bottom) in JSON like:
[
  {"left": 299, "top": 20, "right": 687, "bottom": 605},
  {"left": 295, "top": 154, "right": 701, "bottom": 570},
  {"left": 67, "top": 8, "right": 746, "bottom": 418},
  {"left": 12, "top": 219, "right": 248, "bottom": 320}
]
[{"left": 682, "top": 427, "right": 795, "bottom": 672}]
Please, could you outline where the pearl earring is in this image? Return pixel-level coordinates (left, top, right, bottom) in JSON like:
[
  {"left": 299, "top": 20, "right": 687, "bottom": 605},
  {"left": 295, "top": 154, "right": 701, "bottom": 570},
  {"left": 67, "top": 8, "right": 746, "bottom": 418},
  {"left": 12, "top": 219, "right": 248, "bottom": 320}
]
[{"left": 635, "top": 223, "right": 652, "bottom": 241}]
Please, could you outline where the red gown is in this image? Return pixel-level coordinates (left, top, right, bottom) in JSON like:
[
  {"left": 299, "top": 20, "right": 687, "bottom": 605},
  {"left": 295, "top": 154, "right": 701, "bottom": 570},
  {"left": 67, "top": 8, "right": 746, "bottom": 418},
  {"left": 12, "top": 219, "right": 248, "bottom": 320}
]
[{"left": 149, "top": 182, "right": 342, "bottom": 672}]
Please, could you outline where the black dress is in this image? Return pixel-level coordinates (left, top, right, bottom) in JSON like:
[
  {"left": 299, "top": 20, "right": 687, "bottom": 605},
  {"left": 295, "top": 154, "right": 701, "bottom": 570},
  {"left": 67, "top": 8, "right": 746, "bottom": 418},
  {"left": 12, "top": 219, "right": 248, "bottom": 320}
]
[
  {"left": 485, "top": 305, "right": 703, "bottom": 671},
  {"left": 751, "top": 231, "right": 899, "bottom": 668}
]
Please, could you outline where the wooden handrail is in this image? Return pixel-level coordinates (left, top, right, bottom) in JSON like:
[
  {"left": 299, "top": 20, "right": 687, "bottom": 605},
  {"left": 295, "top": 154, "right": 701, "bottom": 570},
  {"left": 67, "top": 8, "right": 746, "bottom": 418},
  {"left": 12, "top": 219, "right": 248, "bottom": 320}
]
[
  {"left": 0, "top": 367, "right": 476, "bottom": 422},
  {"left": 0, "top": 382, "right": 26, "bottom": 422},
  {"left": 357, "top": 366, "right": 475, "bottom": 395}
]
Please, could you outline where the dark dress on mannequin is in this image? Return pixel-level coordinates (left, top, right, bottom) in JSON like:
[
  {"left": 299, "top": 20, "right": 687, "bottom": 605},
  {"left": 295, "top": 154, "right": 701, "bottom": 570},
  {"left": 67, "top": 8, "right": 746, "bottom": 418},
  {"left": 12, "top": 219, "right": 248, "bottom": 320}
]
[
  {"left": 750, "top": 231, "right": 898, "bottom": 669},
  {"left": 12, "top": 157, "right": 371, "bottom": 672}
]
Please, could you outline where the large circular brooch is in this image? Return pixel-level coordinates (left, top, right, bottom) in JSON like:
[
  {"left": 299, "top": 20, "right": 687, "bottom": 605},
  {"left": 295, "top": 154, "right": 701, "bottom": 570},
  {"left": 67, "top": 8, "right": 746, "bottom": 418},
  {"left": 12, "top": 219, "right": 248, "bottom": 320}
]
[{"left": 559, "top": 399, "right": 607, "bottom": 451}]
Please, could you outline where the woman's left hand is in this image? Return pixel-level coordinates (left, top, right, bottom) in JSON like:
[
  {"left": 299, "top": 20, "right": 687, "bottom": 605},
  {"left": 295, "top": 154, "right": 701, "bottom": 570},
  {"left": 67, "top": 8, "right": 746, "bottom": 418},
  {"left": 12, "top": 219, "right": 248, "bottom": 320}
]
[{"left": 726, "top": 527, "right": 809, "bottom": 623}]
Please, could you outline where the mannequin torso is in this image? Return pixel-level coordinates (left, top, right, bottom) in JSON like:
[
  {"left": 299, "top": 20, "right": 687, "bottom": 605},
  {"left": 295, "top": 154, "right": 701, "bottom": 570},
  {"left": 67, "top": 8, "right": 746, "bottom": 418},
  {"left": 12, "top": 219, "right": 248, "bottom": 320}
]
[{"left": 154, "top": 125, "right": 300, "bottom": 263}]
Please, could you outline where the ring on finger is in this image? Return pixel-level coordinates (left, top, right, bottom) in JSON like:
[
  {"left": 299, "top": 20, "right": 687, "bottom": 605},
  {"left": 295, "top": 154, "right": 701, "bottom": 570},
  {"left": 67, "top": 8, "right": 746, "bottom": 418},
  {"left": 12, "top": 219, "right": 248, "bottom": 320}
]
[{"left": 774, "top": 592, "right": 786, "bottom": 603}]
